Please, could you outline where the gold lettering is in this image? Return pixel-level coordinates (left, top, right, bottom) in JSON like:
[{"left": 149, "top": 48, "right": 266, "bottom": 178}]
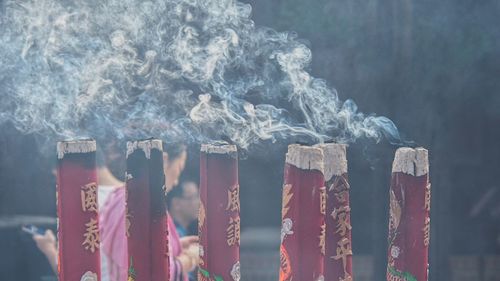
[
  {"left": 319, "top": 223, "right": 326, "bottom": 255},
  {"left": 82, "top": 218, "right": 100, "bottom": 253},
  {"left": 320, "top": 186, "right": 326, "bottom": 215},
  {"left": 80, "top": 183, "right": 98, "bottom": 213},
  {"left": 226, "top": 216, "right": 240, "bottom": 246},
  {"left": 226, "top": 185, "right": 240, "bottom": 212},
  {"left": 334, "top": 190, "right": 349, "bottom": 203},
  {"left": 424, "top": 183, "right": 431, "bottom": 212},
  {"left": 282, "top": 184, "right": 293, "bottom": 219},
  {"left": 332, "top": 237, "right": 352, "bottom": 277},
  {"left": 423, "top": 217, "right": 430, "bottom": 246},
  {"left": 330, "top": 176, "right": 350, "bottom": 193},
  {"left": 331, "top": 206, "right": 352, "bottom": 236}
]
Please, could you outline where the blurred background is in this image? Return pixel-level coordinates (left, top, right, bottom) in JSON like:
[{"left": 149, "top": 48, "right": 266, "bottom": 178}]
[{"left": 1, "top": 0, "right": 499, "bottom": 280}]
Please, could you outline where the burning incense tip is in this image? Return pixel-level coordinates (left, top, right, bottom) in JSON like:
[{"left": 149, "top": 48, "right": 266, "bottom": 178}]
[
  {"left": 392, "top": 147, "right": 429, "bottom": 176},
  {"left": 285, "top": 144, "right": 324, "bottom": 173},
  {"left": 57, "top": 139, "right": 97, "bottom": 159},
  {"left": 126, "top": 139, "right": 163, "bottom": 159},
  {"left": 315, "top": 143, "right": 347, "bottom": 181}
]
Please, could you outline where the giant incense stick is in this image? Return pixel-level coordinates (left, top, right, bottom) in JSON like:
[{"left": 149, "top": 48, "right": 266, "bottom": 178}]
[
  {"left": 279, "top": 144, "right": 326, "bottom": 281},
  {"left": 57, "top": 139, "right": 100, "bottom": 281},
  {"left": 199, "top": 143, "right": 241, "bottom": 281},
  {"left": 317, "top": 143, "right": 353, "bottom": 281},
  {"left": 126, "top": 139, "right": 169, "bottom": 281},
  {"left": 386, "top": 147, "right": 431, "bottom": 281}
]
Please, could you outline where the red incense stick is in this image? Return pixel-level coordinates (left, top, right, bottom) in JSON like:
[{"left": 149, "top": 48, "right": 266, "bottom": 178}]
[
  {"left": 279, "top": 144, "right": 326, "bottom": 281},
  {"left": 386, "top": 147, "right": 431, "bottom": 281},
  {"left": 317, "top": 143, "right": 353, "bottom": 281},
  {"left": 126, "top": 139, "right": 169, "bottom": 281},
  {"left": 57, "top": 139, "right": 101, "bottom": 281},
  {"left": 198, "top": 143, "right": 241, "bottom": 281}
]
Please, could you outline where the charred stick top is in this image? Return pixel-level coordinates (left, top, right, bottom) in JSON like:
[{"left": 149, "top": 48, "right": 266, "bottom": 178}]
[
  {"left": 315, "top": 143, "right": 347, "bottom": 181},
  {"left": 57, "top": 139, "right": 97, "bottom": 159},
  {"left": 392, "top": 147, "right": 429, "bottom": 176},
  {"left": 285, "top": 144, "right": 324, "bottom": 173}
]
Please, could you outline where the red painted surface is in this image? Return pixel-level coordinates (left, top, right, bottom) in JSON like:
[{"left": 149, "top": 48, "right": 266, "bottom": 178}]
[
  {"left": 199, "top": 147, "right": 240, "bottom": 281},
  {"left": 386, "top": 172, "right": 431, "bottom": 281},
  {"left": 57, "top": 151, "right": 101, "bottom": 281},
  {"left": 324, "top": 173, "right": 353, "bottom": 281},
  {"left": 280, "top": 162, "right": 325, "bottom": 281},
  {"left": 126, "top": 144, "right": 169, "bottom": 281}
]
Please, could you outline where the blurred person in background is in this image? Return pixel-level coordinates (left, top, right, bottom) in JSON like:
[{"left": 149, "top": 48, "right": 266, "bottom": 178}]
[
  {"left": 167, "top": 180, "right": 200, "bottom": 281},
  {"left": 167, "top": 180, "right": 200, "bottom": 237},
  {"left": 100, "top": 142, "right": 199, "bottom": 281}
]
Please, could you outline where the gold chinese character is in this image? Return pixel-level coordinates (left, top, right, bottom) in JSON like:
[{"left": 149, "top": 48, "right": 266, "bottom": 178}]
[
  {"left": 82, "top": 218, "right": 100, "bottom": 253},
  {"left": 226, "top": 185, "right": 240, "bottom": 212},
  {"left": 282, "top": 184, "right": 293, "bottom": 219},
  {"left": 331, "top": 206, "right": 352, "bottom": 236},
  {"left": 334, "top": 190, "right": 349, "bottom": 203},
  {"left": 226, "top": 216, "right": 240, "bottom": 246},
  {"left": 320, "top": 186, "right": 326, "bottom": 215},
  {"left": 424, "top": 183, "right": 431, "bottom": 212},
  {"left": 332, "top": 237, "right": 352, "bottom": 277},
  {"left": 125, "top": 189, "right": 131, "bottom": 237},
  {"left": 319, "top": 223, "right": 326, "bottom": 255},
  {"left": 330, "top": 176, "right": 350, "bottom": 193},
  {"left": 423, "top": 217, "right": 430, "bottom": 246},
  {"left": 81, "top": 182, "right": 98, "bottom": 212}
]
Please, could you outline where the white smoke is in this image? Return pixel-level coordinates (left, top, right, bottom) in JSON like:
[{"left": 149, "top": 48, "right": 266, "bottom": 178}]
[{"left": 0, "top": 0, "right": 401, "bottom": 149}]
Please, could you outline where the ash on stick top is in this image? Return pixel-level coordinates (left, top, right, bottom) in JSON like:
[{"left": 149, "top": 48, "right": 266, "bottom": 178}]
[
  {"left": 387, "top": 147, "right": 430, "bottom": 281},
  {"left": 200, "top": 142, "right": 238, "bottom": 155},
  {"left": 57, "top": 139, "right": 97, "bottom": 159},
  {"left": 199, "top": 142, "right": 240, "bottom": 281},
  {"left": 280, "top": 144, "right": 326, "bottom": 281},
  {"left": 392, "top": 147, "right": 429, "bottom": 177},
  {"left": 56, "top": 139, "right": 101, "bottom": 281},
  {"left": 285, "top": 144, "right": 325, "bottom": 173},
  {"left": 126, "top": 139, "right": 163, "bottom": 159},
  {"left": 315, "top": 143, "right": 347, "bottom": 181}
]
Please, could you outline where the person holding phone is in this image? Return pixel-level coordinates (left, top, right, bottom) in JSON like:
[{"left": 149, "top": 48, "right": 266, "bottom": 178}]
[{"left": 32, "top": 228, "right": 58, "bottom": 274}]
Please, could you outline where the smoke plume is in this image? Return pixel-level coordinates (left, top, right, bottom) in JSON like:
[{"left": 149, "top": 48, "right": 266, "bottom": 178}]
[{"left": 0, "top": 0, "right": 401, "bottom": 149}]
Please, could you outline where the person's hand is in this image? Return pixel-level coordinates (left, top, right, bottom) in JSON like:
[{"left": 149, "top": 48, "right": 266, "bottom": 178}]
[
  {"left": 33, "top": 230, "right": 58, "bottom": 274},
  {"left": 33, "top": 229, "right": 57, "bottom": 256},
  {"left": 180, "top": 235, "right": 199, "bottom": 250},
  {"left": 177, "top": 241, "right": 200, "bottom": 273},
  {"left": 183, "top": 242, "right": 199, "bottom": 261}
]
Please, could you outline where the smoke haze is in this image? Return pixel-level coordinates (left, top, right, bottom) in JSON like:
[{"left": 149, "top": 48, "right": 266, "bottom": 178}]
[{"left": 0, "top": 0, "right": 400, "bottom": 150}]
